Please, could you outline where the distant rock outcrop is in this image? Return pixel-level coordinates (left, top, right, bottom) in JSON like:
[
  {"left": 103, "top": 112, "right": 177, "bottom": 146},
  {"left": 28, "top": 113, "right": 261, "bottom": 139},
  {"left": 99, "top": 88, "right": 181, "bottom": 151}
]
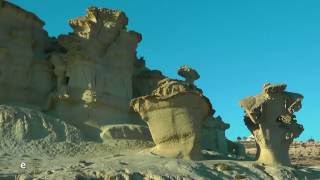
[
  {"left": 201, "top": 116, "right": 230, "bottom": 154},
  {"left": 240, "top": 83, "right": 304, "bottom": 166}
]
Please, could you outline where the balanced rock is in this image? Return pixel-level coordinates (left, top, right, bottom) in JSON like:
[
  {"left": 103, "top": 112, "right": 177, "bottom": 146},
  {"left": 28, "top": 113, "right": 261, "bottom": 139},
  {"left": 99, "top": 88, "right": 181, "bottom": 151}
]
[
  {"left": 131, "top": 68, "right": 212, "bottom": 160},
  {"left": 240, "top": 83, "right": 304, "bottom": 166},
  {"left": 177, "top": 65, "right": 200, "bottom": 85}
]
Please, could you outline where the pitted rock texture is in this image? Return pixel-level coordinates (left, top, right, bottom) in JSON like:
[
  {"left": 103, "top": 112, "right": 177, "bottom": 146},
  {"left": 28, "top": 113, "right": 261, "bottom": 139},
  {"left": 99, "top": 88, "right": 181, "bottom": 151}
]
[{"left": 240, "top": 83, "right": 304, "bottom": 166}]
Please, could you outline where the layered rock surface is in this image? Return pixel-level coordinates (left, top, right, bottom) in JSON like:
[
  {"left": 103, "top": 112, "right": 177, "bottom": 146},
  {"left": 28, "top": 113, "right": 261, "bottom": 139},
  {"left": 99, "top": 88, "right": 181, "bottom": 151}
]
[
  {"left": 131, "top": 68, "right": 213, "bottom": 160},
  {"left": 0, "top": 1, "right": 54, "bottom": 109},
  {"left": 47, "top": 7, "right": 143, "bottom": 140}
]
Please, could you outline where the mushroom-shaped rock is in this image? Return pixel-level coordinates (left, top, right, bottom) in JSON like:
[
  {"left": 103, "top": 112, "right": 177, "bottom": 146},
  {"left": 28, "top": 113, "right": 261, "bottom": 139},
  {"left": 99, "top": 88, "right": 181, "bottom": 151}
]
[
  {"left": 131, "top": 78, "right": 213, "bottom": 160},
  {"left": 178, "top": 65, "right": 200, "bottom": 84},
  {"left": 240, "top": 83, "right": 304, "bottom": 166}
]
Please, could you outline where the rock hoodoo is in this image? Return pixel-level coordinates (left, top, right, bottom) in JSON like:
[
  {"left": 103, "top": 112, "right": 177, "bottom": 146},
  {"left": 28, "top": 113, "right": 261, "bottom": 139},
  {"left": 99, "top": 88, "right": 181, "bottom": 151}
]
[
  {"left": 0, "top": 1, "right": 152, "bottom": 142},
  {"left": 46, "top": 7, "right": 145, "bottom": 140},
  {"left": 1, "top": 2, "right": 317, "bottom": 179},
  {"left": 240, "top": 83, "right": 304, "bottom": 166},
  {"left": 131, "top": 67, "right": 213, "bottom": 160}
]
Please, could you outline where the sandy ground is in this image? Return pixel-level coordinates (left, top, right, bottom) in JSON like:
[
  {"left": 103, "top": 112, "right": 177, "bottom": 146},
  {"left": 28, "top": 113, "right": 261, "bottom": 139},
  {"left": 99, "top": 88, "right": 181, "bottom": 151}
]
[
  {"left": 241, "top": 141, "right": 320, "bottom": 167},
  {"left": 0, "top": 140, "right": 319, "bottom": 179}
]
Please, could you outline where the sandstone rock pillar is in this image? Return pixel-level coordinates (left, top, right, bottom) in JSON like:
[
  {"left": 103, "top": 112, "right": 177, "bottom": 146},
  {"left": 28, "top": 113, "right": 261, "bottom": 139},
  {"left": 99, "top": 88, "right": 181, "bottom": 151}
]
[
  {"left": 240, "top": 83, "right": 304, "bottom": 166},
  {"left": 131, "top": 67, "right": 212, "bottom": 160}
]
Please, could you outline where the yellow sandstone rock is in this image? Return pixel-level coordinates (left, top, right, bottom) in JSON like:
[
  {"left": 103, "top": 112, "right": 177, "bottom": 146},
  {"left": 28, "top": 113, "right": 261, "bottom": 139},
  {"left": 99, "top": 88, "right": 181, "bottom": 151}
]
[
  {"left": 240, "top": 83, "right": 304, "bottom": 166},
  {"left": 46, "top": 7, "right": 142, "bottom": 140},
  {"left": 131, "top": 67, "right": 213, "bottom": 160}
]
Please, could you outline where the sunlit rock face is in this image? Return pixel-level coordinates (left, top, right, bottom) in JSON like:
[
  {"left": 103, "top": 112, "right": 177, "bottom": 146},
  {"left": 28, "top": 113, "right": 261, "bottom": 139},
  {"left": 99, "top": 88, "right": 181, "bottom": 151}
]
[
  {"left": 240, "top": 83, "right": 304, "bottom": 166},
  {"left": 0, "top": 1, "right": 54, "bottom": 109},
  {"left": 46, "top": 7, "right": 142, "bottom": 139},
  {"left": 131, "top": 67, "right": 213, "bottom": 160}
]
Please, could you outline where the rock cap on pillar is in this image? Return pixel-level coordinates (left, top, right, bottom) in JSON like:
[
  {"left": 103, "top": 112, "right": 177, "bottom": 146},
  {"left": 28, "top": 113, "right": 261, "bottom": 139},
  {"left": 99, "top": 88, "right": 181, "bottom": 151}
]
[
  {"left": 240, "top": 83, "right": 304, "bottom": 166},
  {"left": 131, "top": 67, "right": 213, "bottom": 160}
]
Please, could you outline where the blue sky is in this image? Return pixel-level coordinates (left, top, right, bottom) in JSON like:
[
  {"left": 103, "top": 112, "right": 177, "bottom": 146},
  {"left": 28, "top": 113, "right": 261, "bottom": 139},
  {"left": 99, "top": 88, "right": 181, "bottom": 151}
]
[{"left": 10, "top": 0, "right": 319, "bottom": 140}]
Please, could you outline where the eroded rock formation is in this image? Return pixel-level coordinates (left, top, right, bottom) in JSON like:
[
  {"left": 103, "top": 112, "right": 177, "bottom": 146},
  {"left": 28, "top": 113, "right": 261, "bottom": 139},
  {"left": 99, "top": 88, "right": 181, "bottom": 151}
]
[
  {"left": 240, "top": 83, "right": 304, "bottom": 166},
  {"left": 46, "top": 7, "right": 145, "bottom": 140},
  {"left": 132, "top": 58, "right": 166, "bottom": 98},
  {"left": 0, "top": 105, "right": 83, "bottom": 144},
  {"left": 178, "top": 65, "right": 200, "bottom": 85},
  {"left": 0, "top": 1, "right": 54, "bottom": 109},
  {"left": 0, "top": 1, "right": 259, "bottom": 163},
  {"left": 0, "top": 2, "right": 318, "bottom": 179},
  {"left": 201, "top": 116, "right": 230, "bottom": 154},
  {"left": 100, "top": 124, "right": 152, "bottom": 142},
  {"left": 201, "top": 116, "right": 246, "bottom": 158},
  {"left": 131, "top": 67, "right": 213, "bottom": 160}
]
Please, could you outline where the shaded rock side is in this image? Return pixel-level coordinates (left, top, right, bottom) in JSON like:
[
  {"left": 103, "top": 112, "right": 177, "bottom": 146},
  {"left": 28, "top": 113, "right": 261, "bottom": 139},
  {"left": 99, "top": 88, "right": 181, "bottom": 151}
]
[
  {"left": 240, "top": 83, "right": 304, "bottom": 166},
  {"left": 200, "top": 116, "right": 230, "bottom": 154},
  {"left": 132, "top": 58, "right": 166, "bottom": 98},
  {"left": 0, "top": 1, "right": 54, "bottom": 109}
]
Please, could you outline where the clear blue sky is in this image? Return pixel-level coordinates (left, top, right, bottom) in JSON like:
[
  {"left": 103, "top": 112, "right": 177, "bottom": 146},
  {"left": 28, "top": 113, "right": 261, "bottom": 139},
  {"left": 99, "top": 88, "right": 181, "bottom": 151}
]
[{"left": 11, "top": 0, "right": 319, "bottom": 140}]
